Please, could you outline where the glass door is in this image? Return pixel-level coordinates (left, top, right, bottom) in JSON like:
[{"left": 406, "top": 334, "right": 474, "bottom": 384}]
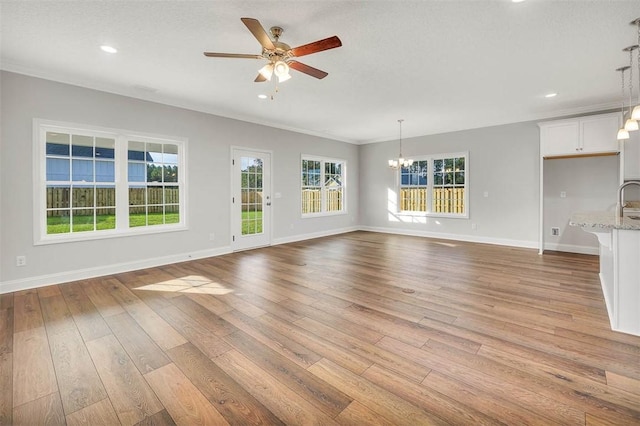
[{"left": 231, "top": 149, "right": 271, "bottom": 251}]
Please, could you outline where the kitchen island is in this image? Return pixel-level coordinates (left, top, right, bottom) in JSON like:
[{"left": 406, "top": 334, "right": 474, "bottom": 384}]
[{"left": 570, "top": 212, "right": 640, "bottom": 336}]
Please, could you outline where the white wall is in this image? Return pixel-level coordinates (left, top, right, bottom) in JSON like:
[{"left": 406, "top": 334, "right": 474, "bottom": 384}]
[
  {"left": 359, "top": 122, "right": 541, "bottom": 247},
  {"left": 543, "top": 155, "right": 619, "bottom": 253},
  {"left": 0, "top": 71, "right": 359, "bottom": 291}
]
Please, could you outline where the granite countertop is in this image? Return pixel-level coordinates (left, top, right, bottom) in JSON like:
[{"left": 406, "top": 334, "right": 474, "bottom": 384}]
[{"left": 570, "top": 211, "right": 640, "bottom": 231}]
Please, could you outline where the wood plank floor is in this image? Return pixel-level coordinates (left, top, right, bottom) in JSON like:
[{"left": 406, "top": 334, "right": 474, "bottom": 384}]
[{"left": 2, "top": 231, "right": 640, "bottom": 425}]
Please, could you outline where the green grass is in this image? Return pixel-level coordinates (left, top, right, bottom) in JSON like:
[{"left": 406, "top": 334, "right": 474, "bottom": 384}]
[
  {"left": 47, "top": 212, "right": 179, "bottom": 234},
  {"left": 241, "top": 210, "right": 263, "bottom": 235}
]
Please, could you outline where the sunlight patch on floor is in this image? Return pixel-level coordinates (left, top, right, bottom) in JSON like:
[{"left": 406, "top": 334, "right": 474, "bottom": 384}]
[{"left": 133, "top": 275, "right": 233, "bottom": 295}]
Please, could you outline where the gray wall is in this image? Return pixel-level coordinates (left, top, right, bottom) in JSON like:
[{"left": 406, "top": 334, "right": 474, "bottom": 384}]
[
  {"left": 543, "top": 155, "right": 619, "bottom": 252},
  {"left": 0, "top": 71, "right": 359, "bottom": 289},
  {"left": 359, "top": 122, "right": 541, "bottom": 247},
  {"left": 1, "top": 70, "right": 621, "bottom": 292}
]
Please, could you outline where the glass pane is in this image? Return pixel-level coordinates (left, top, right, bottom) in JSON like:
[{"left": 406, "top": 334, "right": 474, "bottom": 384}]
[
  {"left": 164, "top": 144, "right": 178, "bottom": 165},
  {"left": 72, "top": 186, "right": 94, "bottom": 208},
  {"left": 95, "top": 160, "right": 115, "bottom": 182},
  {"left": 46, "top": 210, "right": 70, "bottom": 234},
  {"left": 130, "top": 206, "right": 146, "bottom": 227},
  {"left": 72, "top": 135, "right": 94, "bottom": 158},
  {"left": 434, "top": 159, "right": 443, "bottom": 173},
  {"left": 96, "top": 208, "right": 116, "bottom": 230},
  {"left": 128, "top": 141, "right": 146, "bottom": 161},
  {"left": 147, "top": 186, "right": 163, "bottom": 205},
  {"left": 46, "top": 132, "right": 70, "bottom": 156},
  {"left": 95, "top": 137, "right": 115, "bottom": 159},
  {"left": 129, "top": 186, "right": 146, "bottom": 206},
  {"left": 165, "top": 205, "right": 179, "bottom": 224},
  {"left": 96, "top": 187, "right": 115, "bottom": 207},
  {"left": 72, "top": 159, "right": 94, "bottom": 182},
  {"left": 445, "top": 172, "right": 454, "bottom": 185},
  {"left": 434, "top": 173, "right": 443, "bottom": 185},
  {"left": 128, "top": 162, "right": 146, "bottom": 182},
  {"left": 72, "top": 209, "right": 94, "bottom": 232},
  {"left": 46, "top": 158, "right": 70, "bottom": 181},
  {"left": 47, "top": 186, "right": 70, "bottom": 209},
  {"left": 148, "top": 205, "right": 164, "bottom": 225},
  {"left": 147, "top": 163, "right": 163, "bottom": 182},
  {"left": 163, "top": 165, "right": 178, "bottom": 182},
  {"left": 455, "top": 172, "right": 465, "bottom": 185},
  {"left": 164, "top": 186, "right": 179, "bottom": 204},
  {"left": 455, "top": 157, "right": 465, "bottom": 171},
  {"left": 147, "top": 143, "right": 163, "bottom": 163},
  {"left": 444, "top": 158, "right": 454, "bottom": 171}
]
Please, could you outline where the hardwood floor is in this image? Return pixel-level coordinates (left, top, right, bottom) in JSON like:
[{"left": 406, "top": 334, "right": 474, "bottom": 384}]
[{"left": 2, "top": 231, "right": 640, "bottom": 425}]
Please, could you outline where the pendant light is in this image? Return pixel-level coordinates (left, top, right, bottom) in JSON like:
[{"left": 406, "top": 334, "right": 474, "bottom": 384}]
[
  {"left": 623, "top": 45, "right": 639, "bottom": 131},
  {"left": 632, "top": 18, "right": 640, "bottom": 120},
  {"left": 617, "top": 66, "right": 630, "bottom": 140},
  {"left": 388, "top": 119, "right": 414, "bottom": 169}
]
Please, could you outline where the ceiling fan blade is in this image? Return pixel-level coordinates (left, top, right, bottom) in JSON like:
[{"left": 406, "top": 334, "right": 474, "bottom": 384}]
[
  {"left": 254, "top": 73, "right": 268, "bottom": 83},
  {"left": 291, "top": 36, "right": 342, "bottom": 57},
  {"left": 241, "top": 17, "right": 276, "bottom": 50},
  {"left": 288, "top": 61, "right": 328, "bottom": 79},
  {"left": 203, "top": 52, "right": 263, "bottom": 59}
]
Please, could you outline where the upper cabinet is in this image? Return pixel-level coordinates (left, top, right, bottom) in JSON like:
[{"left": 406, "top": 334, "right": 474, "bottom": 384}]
[
  {"left": 623, "top": 129, "right": 640, "bottom": 180},
  {"left": 539, "top": 113, "right": 621, "bottom": 159}
]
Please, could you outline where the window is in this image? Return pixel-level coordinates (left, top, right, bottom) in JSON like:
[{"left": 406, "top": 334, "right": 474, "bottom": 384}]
[
  {"left": 399, "top": 152, "right": 468, "bottom": 217},
  {"left": 301, "top": 156, "right": 346, "bottom": 216},
  {"left": 35, "top": 120, "right": 186, "bottom": 244}
]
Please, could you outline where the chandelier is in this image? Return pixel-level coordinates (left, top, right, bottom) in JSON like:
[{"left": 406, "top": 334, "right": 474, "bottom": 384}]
[{"left": 388, "top": 119, "right": 413, "bottom": 169}]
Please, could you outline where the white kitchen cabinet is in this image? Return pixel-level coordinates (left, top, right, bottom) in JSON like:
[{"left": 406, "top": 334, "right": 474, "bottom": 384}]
[
  {"left": 623, "top": 129, "right": 640, "bottom": 180},
  {"left": 539, "top": 112, "right": 620, "bottom": 158}
]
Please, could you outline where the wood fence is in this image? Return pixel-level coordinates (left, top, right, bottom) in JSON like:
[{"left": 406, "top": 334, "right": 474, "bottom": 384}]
[
  {"left": 400, "top": 187, "right": 464, "bottom": 213},
  {"left": 302, "top": 189, "right": 342, "bottom": 213},
  {"left": 46, "top": 186, "right": 179, "bottom": 216}
]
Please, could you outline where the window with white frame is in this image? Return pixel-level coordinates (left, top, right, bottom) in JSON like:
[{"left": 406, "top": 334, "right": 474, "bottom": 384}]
[
  {"left": 301, "top": 156, "right": 346, "bottom": 216},
  {"left": 35, "top": 120, "right": 186, "bottom": 244},
  {"left": 399, "top": 152, "right": 468, "bottom": 217}
]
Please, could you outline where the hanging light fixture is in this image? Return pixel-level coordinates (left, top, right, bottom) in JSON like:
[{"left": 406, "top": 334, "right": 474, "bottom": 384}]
[
  {"left": 632, "top": 18, "right": 640, "bottom": 120},
  {"left": 273, "top": 60, "right": 291, "bottom": 82},
  {"left": 617, "top": 66, "right": 630, "bottom": 140},
  {"left": 623, "top": 45, "right": 639, "bottom": 131},
  {"left": 388, "top": 119, "right": 414, "bottom": 169}
]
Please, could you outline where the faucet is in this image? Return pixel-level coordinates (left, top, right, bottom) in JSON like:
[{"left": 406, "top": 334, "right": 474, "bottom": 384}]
[{"left": 616, "top": 181, "right": 640, "bottom": 217}]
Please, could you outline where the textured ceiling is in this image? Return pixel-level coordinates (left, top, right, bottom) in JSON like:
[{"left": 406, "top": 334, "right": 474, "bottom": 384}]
[{"left": 2, "top": 1, "right": 639, "bottom": 144}]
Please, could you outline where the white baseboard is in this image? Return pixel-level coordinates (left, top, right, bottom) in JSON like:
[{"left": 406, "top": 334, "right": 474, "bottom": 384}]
[
  {"left": 359, "top": 225, "right": 539, "bottom": 250},
  {"left": 272, "top": 226, "right": 360, "bottom": 246},
  {"left": 543, "top": 242, "right": 599, "bottom": 255},
  {"left": 0, "top": 246, "right": 232, "bottom": 294}
]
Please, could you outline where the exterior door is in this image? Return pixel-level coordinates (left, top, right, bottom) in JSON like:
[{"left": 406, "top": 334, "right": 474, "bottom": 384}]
[{"left": 231, "top": 148, "right": 271, "bottom": 251}]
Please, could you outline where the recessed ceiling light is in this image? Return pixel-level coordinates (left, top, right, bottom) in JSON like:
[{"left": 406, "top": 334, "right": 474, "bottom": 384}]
[
  {"left": 545, "top": 92, "right": 558, "bottom": 98},
  {"left": 100, "top": 45, "right": 117, "bottom": 54},
  {"left": 258, "top": 94, "right": 268, "bottom": 99},
  {"left": 512, "top": 0, "right": 526, "bottom": 3}
]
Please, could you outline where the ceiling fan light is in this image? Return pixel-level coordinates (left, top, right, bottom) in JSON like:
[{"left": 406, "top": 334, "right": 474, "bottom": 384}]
[
  {"left": 258, "top": 64, "right": 273, "bottom": 81},
  {"left": 273, "top": 61, "right": 290, "bottom": 78},
  {"left": 632, "top": 105, "right": 640, "bottom": 120},
  {"left": 277, "top": 73, "right": 291, "bottom": 83},
  {"left": 618, "top": 127, "right": 630, "bottom": 140},
  {"left": 624, "top": 118, "right": 639, "bottom": 131}
]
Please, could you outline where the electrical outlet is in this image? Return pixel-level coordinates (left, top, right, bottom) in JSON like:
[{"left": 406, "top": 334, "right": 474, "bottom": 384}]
[
  {"left": 471, "top": 223, "right": 477, "bottom": 230},
  {"left": 16, "top": 256, "right": 26, "bottom": 267},
  {"left": 209, "top": 233, "right": 215, "bottom": 241},
  {"left": 560, "top": 191, "right": 567, "bottom": 198},
  {"left": 551, "top": 227, "right": 560, "bottom": 236}
]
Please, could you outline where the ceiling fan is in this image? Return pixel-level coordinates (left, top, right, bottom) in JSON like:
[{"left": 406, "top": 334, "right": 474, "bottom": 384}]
[{"left": 203, "top": 17, "right": 342, "bottom": 82}]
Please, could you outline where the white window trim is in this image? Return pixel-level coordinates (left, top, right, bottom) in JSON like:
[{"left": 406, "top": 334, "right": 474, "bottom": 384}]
[
  {"left": 397, "top": 151, "right": 469, "bottom": 219},
  {"left": 301, "top": 154, "right": 347, "bottom": 218},
  {"left": 33, "top": 119, "right": 188, "bottom": 245}
]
